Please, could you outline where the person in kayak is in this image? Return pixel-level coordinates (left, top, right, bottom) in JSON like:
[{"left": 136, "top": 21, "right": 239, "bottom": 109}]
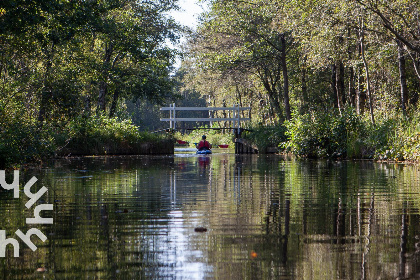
[{"left": 197, "top": 135, "right": 212, "bottom": 151}]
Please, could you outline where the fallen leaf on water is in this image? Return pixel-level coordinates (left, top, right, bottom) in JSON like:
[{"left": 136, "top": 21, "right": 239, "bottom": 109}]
[{"left": 250, "top": 250, "right": 258, "bottom": 259}]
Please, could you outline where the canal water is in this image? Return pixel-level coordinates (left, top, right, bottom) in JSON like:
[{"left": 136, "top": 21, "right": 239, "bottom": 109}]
[{"left": 1, "top": 151, "right": 420, "bottom": 279}]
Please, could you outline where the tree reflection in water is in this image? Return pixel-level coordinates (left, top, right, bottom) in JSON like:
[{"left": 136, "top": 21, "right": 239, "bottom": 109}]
[{"left": 0, "top": 155, "right": 420, "bottom": 279}]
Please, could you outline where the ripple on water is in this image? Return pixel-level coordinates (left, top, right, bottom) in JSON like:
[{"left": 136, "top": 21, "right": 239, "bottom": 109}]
[{"left": 2, "top": 156, "right": 420, "bottom": 279}]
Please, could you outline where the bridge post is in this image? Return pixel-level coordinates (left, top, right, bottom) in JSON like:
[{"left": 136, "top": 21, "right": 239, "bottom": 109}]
[
  {"left": 169, "top": 103, "right": 173, "bottom": 129},
  {"left": 171, "top": 103, "right": 176, "bottom": 130},
  {"left": 236, "top": 103, "right": 240, "bottom": 131}
]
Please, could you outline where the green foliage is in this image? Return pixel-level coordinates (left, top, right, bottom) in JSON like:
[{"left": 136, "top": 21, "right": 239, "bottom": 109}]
[
  {"left": 63, "top": 115, "right": 167, "bottom": 155},
  {"left": 243, "top": 124, "right": 288, "bottom": 152},
  {"left": 0, "top": 0, "right": 180, "bottom": 167},
  {"left": 373, "top": 114, "right": 420, "bottom": 161},
  {"left": 1, "top": 0, "right": 180, "bottom": 123},
  {"left": 283, "top": 109, "right": 369, "bottom": 159},
  {"left": 0, "top": 118, "right": 56, "bottom": 169},
  {"left": 280, "top": 109, "right": 420, "bottom": 161},
  {"left": 3, "top": 0, "right": 420, "bottom": 165},
  {"left": 188, "top": 0, "right": 294, "bottom": 122},
  {"left": 186, "top": 0, "right": 420, "bottom": 131},
  {"left": 0, "top": 109, "right": 169, "bottom": 167}
]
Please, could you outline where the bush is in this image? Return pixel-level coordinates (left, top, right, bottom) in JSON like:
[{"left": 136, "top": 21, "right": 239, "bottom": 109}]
[
  {"left": 373, "top": 113, "right": 420, "bottom": 161},
  {"left": 243, "top": 124, "right": 287, "bottom": 152},
  {"left": 282, "top": 109, "right": 369, "bottom": 159},
  {"left": 0, "top": 113, "right": 170, "bottom": 168},
  {"left": 0, "top": 119, "right": 56, "bottom": 168},
  {"left": 63, "top": 115, "right": 167, "bottom": 155}
]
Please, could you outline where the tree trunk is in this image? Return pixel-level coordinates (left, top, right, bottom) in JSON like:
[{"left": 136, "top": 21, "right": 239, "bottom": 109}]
[
  {"left": 84, "top": 95, "right": 91, "bottom": 116},
  {"left": 280, "top": 34, "right": 291, "bottom": 121},
  {"left": 357, "top": 68, "right": 367, "bottom": 115},
  {"left": 349, "top": 66, "right": 356, "bottom": 107},
  {"left": 38, "top": 88, "right": 52, "bottom": 124},
  {"left": 97, "top": 43, "right": 114, "bottom": 114},
  {"left": 331, "top": 63, "right": 339, "bottom": 110},
  {"left": 264, "top": 84, "right": 282, "bottom": 119},
  {"left": 38, "top": 43, "right": 55, "bottom": 124},
  {"left": 347, "top": 29, "right": 356, "bottom": 108},
  {"left": 259, "top": 70, "right": 282, "bottom": 120},
  {"left": 97, "top": 81, "right": 108, "bottom": 113},
  {"left": 407, "top": 51, "right": 420, "bottom": 81},
  {"left": 109, "top": 88, "right": 120, "bottom": 118},
  {"left": 331, "top": 61, "right": 345, "bottom": 114},
  {"left": 359, "top": 22, "right": 375, "bottom": 125},
  {"left": 338, "top": 61, "right": 345, "bottom": 105},
  {"left": 301, "top": 56, "right": 308, "bottom": 109},
  {"left": 397, "top": 39, "right": 408, "bottom": 116}
]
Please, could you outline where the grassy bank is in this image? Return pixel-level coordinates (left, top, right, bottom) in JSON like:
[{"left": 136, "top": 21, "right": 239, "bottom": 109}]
[{"left": 0, "top": 115, "right": 172, "bottom": 168}]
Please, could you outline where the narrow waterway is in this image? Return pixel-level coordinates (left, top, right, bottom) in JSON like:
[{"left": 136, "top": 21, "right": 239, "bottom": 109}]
[{"left": 1, "top": 151, "right": 420, "bottom": 279}]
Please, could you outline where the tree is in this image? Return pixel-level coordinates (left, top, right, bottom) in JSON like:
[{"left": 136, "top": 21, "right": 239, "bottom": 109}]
[
  {"left": 190, "top": 0, "right": 293, "bottom": 121},
  {"left": 92, "top": 0, "right": 180, "bottom": 116},
  {"left": 0, "top": 0, "right": 181, "bottom": 124},
  {"left": 1, "top": 0, "right": 112, "bottom": 123},
  {"left": 276, "top": 0, "right": 418, "bottom": 117}
]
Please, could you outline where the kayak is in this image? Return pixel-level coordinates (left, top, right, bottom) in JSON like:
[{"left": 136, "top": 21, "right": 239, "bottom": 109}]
[{"left": 196, "top": 149, "right": 212, "bottom": 155}]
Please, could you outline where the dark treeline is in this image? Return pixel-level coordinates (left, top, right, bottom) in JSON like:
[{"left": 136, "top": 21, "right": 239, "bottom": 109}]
[{"left": 179, "top": 0, "right": 420, "bottom": 160}]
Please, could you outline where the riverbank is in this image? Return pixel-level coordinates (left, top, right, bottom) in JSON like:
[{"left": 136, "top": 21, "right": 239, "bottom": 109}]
[
  {"left": 243, "top": 109, "right": 420, "bottom": 162},
  {"left": 58, "top": 138, "right": 174, "bottom": 156},
  {"left": 169, "top": 109, "right": 420, "bottom": 162},
  {"left": 2, "top": 109, "right": 419, "bottom": 168},
  {"left": 0, "top": 115, "right": 173, "bottom": 169}
]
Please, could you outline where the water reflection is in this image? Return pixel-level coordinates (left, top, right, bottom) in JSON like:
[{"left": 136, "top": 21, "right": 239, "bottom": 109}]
[{"left": 1, "top": 155, "right": 420, "bottom": 279}]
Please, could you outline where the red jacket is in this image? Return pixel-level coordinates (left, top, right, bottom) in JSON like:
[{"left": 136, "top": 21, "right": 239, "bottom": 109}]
[{"left": 197, "top": 140, "right": 211, "bottom": 150}]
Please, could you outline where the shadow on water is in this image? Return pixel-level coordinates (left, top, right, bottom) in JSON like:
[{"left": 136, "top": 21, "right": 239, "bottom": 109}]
[{"left": 1, "top": 155, "right": 420, "bottom": 279}]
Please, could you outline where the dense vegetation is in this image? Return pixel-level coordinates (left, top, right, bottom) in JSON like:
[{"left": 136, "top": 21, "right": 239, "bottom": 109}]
[
  {"left": 1, "top": 0, "right": 420, "bottom": 167},
  {"left": 178, "top": 0, "right": 420, "bottom": 161},
  {"left": 0, "top": 0, "right": 181, "bottom": 167}
]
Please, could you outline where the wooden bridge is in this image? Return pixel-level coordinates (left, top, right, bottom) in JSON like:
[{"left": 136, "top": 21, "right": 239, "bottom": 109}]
[{"left": 160, "top": 104, "right": 257, "bottom": 154}]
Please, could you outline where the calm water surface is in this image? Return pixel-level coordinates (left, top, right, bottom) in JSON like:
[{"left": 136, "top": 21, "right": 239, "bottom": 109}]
[{"left": 1, "top": 151, "right": 420, "bottom": 279}]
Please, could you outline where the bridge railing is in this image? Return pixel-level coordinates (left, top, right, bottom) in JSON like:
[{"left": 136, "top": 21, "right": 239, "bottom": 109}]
[{"left": 160, "top": 103, "right": 250, "bottom": 130}]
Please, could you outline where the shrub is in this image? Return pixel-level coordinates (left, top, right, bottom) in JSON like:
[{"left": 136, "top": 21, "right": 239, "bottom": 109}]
[
  {"left": 0, "top": 119, "right": 56, "bottom": 168},
  {"left": 243, "top": 123, "right": 287, "bottom": 152},
  {"left": 63, "top": 115, "right": 166, "bottom": 155},
  {"left": 373, "top": 113, "right": 420, "bottom": 161},
  {"left": 283, "top": 108, "right": 369, "bottom": 159}
]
